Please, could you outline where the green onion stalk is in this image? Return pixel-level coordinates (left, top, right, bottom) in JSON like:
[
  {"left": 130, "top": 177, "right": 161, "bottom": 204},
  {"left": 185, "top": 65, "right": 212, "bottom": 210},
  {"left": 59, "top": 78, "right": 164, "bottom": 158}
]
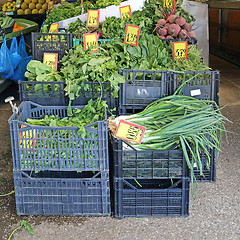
[{"left": 110, "top": 76, "right": 229, "bottom": 189}]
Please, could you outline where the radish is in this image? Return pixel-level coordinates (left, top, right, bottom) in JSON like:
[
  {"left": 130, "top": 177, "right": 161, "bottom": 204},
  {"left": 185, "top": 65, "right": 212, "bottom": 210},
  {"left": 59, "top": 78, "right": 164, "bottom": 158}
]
[
  {"left": 166, "top": 35, "right": 174, "bottom": 39},
  {"left": 168, "top": 15, "right": 177, "bottom": 24},
  {"left": 179, "top": 29, "right": 188, "bottom": 39},
  {"left": 165, "top": 23, "right": 170, "bottom": 29},
  {"left": 183, "top": 23, "right": 193, "bottom": 32},
  {"left": 188, "top": 31, "right": 197, "bottom": 39},
  {"left": 175, "top": 16, "right": 186, "bottom": 26},
  {"left": 157, "top": 27, "right": 167, "bottom": 36},
  {"left": 167, "top": 24, "right": 181, "bottom": 37},
  {"left": 157, "top": 19, "right": 166, "bottom": 26}
]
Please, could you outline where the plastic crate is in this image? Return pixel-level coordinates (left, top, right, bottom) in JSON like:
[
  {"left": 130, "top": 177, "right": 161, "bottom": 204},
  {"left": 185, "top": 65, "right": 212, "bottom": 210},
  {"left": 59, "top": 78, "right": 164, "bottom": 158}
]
[
  {"left": 31, "top": 32, "right": 73, "bottom": 69},
  {"left": 14, "top": 170, "right": 110, "bottom": 216},
  {"left": 118, "top": 69, "right": 169, "bottom": 115},
  {"left": 8, "top": 101, "right": 108, "bottom": 172},
  {"left": 113, "top": 177, "right": 190, "bottom": 218},
  {"left": 0, "top": 20, "right": 15, "bottom": 35},
  {"left": 111, "top": 137, "right": 188, "bottom": 179},
  {"left": 19, "top": 81, "right": 66, "bottom": 106},
  {"left": 193, "top": 147, "right": 216, "bottom": 182},
  {"left": 71, "top": 81, "right": 117, "bottom": 110},
  {"left": 169, "top": 71, "right": 220, "bottom": 105},
  {"left": 72, "top": 38, "right": 114, "bottom": 47}
]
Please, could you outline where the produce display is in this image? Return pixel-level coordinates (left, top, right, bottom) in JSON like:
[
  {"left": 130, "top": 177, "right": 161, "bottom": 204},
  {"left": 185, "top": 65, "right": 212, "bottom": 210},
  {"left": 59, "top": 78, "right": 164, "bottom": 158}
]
[
  {"left": 0, "top": 12, "right": 15, "bottom": 29},
  {"left": 17, "top": 0, "right": 48, "bottom": 15},
  {"left": 1, "top": 1, "right": 16, "bottom": 12}
]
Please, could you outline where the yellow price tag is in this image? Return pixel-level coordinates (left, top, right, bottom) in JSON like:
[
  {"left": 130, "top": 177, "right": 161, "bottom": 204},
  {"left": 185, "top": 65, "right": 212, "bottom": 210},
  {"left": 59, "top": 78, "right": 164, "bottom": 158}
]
[
  {"left": 120, "top": 5, "right": 132, "bottom": 20},
  {"left": 124, "top": 24, "right": 141, "bottom": 46},
  {"left": 48, "top": 23, "right": 59, "bottom": 40},
  {"left": 83, "top": 33, "right": 98, "bottom": 52},
  {"left": 87, "top": 10, "right": 100, "bottom": 27},
  {"left": 47, "top": 1, "right": 54, "bottom": 10},
  {"left": 19, "top": 125, "right": 37, "bottom": 150},
  {"left": 163, "top": 0, "right": 175, "bottom": 9},
  {"left": 43, "top": 53, "right": 58, "bottom": 70},
  {"left": 172, "top": 41, "right": 187, "bottom": 60},
  {"left": 114, "top": 120, "right": 146, "bottom": 144}
]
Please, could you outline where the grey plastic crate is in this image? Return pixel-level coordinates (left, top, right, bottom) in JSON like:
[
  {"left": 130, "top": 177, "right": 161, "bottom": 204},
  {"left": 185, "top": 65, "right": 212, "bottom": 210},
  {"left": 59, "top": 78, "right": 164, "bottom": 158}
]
[
  {"left": 111, "top": 137, "right": 188, "bottom": 179},
  {"left": 19, "top": 81, "right": 66, "bottom": 106},
  {"left": 8, "top": 101, "right": 108, "bottom": 172},
  {"left": 169, "top": 71, "right": 220, "bottom": 105},
  {"left": 14, "top": 170, "right": 110, "bottom": 216},
  {"left": 31, "top": 32, "right": 73, "bottom": 70},
  {"left": 114, "top": 177, "right": 190, "bottom": 218},
  {"left": 118, "top": 69, "right": 169, "bottom": 114}
]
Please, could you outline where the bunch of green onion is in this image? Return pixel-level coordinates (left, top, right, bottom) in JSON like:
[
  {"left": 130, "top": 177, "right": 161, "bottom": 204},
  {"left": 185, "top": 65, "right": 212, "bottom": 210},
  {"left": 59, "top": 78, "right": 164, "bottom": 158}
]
[{"left": 113, "top": 91, "right": 229, "bottom": 186}]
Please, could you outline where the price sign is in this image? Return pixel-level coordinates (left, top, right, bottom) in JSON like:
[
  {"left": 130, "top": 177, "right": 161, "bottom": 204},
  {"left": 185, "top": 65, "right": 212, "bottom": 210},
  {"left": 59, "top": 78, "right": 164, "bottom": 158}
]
[
  {"left": 163, "top": 0, "right": 175, "bottom": 9},
  {"left": 43, "top": 53, "right": 58, "bottom": 70},
  {"left": 47, "top": 0, "right": 54, "bottom": 11},
  {"left": 172, "top": 41, "right": 187, "bottom": 60},
  {"left": 120, "top": 5, "right": 132, "bottom": 20},
  {"left": 83, "top": 33, "right": 98, "bottom": 52},
  {"left": 124, "top": 24, "right": 141, "bottom": 46},
  {"left": 87, "top": 10, "right": 100, "bottom": 27},
  {"left": 48, "top": 23, "right": 59, "bottom": 40},
  {"left": 19, "top": 125, "right": 37, "bottom": 150},
  {"left": 114, "top": 120, "right": 146, "bottom": 144}
]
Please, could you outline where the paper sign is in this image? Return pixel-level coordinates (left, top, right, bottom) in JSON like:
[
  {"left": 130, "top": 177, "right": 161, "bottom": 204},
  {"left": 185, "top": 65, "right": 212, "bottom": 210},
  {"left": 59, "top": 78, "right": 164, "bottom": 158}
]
[
  {"left": 47, "top": 1, "right": 54, "bottom": 11},
  {"left": 48, "top": 23, "right": 59, "bottom": 40},
  {"left": 87, "top": 10, "right": 100, "bottom": 27},
  {"left": 190, "top": 89, "right": 201, "bottom": 96},
  {"left": 19, "top": 125, "right": 37, "bottom": 150},
  {"left": 83, "top": 33, "right": 98, "bottom": 52},
  {"left": 163, "top": 0, "right": 175, "bottom": 9},
  {"left": 114, "top": 120, "right": 146, "bottom": 144},
  {"left": 124, "top": 24, "right": 141, "bottom": 46},
  {"left": 172, "top": 41, "right": 187, "bottom": 60},
  {"left": 43, "top": 53, "right": 58, "bottom": 70},
  {"left": 120, "top": 5, "right": 132, "bottom": 20}
]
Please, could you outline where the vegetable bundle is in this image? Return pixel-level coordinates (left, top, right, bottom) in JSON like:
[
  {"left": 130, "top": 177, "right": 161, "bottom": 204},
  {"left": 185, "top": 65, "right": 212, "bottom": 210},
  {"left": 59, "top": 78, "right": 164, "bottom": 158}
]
[{"left": 109, "top": 87, "right": 228, "bottom": 187}]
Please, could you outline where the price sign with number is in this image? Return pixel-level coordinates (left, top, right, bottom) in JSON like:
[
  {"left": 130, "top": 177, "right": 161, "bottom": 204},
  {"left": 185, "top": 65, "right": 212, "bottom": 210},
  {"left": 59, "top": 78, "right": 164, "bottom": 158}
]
[
  {"left": 124, "top": 24, "right": 141, "bottom": 46},
  {"left": 83, "top": 33, "right": 98, "bottom": 52},
  {"left": 114, "top": 120, "right": 146, "bottom": 144},
  {"left": 87, "top": 10, "right": 100, "bottom": 27},
  {"left": 43, "top": 53, "right": 58, "bottom": 70},
  {"left": 120, "top": 5, "right": 132, "bottom": 20},
  {"left": 48, "top": 23, "right": 59, "bottom": 40},
  {"left": 163, "top": 0, "right": 175, "bottom": 9},
  {"left": 172, "top": 41, "right": 187, "bottom": 60},
  {"left": 47, "top": 0, "right": 54, "bottom": 11}
]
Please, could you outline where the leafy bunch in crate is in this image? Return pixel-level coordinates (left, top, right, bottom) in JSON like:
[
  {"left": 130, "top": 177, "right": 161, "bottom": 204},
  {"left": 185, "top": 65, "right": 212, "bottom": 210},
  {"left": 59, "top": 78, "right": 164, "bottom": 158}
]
[
  {"left": 60, "top": 44, "right": 125, "bottom": 110},
  {"left": 26, "top": 97, "right": 107, "bottom": 138},
  {"left": 82, "top": 0, "right": 122, "bottom": 13}
]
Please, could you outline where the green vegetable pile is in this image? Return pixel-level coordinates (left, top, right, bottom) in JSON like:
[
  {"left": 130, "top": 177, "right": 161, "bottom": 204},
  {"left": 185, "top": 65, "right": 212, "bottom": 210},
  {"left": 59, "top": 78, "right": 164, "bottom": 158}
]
[
  {"left": 0, "top": 12, "right": 15, "bottom": 30},
  {"left": 82, "top": 0, "right": 122, "bottom": 13}
]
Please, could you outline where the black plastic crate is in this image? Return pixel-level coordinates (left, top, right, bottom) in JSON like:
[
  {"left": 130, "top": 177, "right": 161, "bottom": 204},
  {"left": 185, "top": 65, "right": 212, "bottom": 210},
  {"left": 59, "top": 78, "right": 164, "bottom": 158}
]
[
  {"left": 0, "top": 20, "right": 15, "bottom": 35},
  {"left": 71, "top": 81, "right": 117, "bottom": 110},
  {"left": 114, "top": 177, "right": 190, "bottom": 218},
  {"left": 19, "top": 81, "right": 66, "bottom": 106},
  {"left": 111, "top": 137, "right": 188, "bottom": 179},
  {"left": 169, "top": 71, "right": 220, "bottom": 105},
  {"left": 118, "top": 69, "right": 169, "bottom": 115},
  {"left": 193, "top": 147, "right": 216, "bottom": 182},
  {"left": 14, "top": 170, "right": 110, "bottom": 216},
  {"left": 31, "top": 32, "right": 73, "bottom": 70},
  {"left": 8, "top": 101, "right": 108, "bottom": 172}
]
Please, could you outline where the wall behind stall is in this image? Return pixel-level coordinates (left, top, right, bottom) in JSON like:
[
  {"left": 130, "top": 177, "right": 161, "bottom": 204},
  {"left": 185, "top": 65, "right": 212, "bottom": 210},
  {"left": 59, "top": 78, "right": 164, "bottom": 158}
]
[{"left": 182, "top": 0, "right": 209, "bottom": 66}]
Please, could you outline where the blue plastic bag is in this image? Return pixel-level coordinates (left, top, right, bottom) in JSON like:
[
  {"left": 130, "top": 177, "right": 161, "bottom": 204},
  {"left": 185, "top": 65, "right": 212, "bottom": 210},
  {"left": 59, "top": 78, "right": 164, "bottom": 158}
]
[
  {"left": 0, "top": 37, "right": 14, "bottom": 79},
  {"left": 10, "top": 37, "right": 21, "bottom": 70},
  {"left": 11, "top": 35, "right": 32, "bottom": 83}
]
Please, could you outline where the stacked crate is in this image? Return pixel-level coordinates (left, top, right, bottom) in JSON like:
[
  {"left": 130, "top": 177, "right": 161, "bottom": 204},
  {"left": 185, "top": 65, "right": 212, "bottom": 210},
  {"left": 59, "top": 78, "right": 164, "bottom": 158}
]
[{"left": 9, "top": 102, "right": 110, "bottom": 216}]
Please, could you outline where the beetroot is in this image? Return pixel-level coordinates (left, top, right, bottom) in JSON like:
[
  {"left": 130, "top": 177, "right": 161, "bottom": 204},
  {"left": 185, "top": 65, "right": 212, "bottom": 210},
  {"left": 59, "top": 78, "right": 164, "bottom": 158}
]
[
  {"left": 166, "top": 35, "right": 174, "bottom": 39},
  {"left": 157, "top": 27, "right": 167, "bottom": 36},
  {"left": 175, "top": 16, "right": 186, "bottom": 26},
  {"left": 183, "top": 23, "right": 193, "bottom": 32},
  {"left": 157, "top": 19, "right": 166, "bottom": 27},
  {"left": 188, "top": 31, "right": 197, "bottom": 39},
  {"left": 165, "top": 23, "right": 170, "bottom": 29},
  {"left": 167, "top": 24, "right": 181, "bottom": 37},
  {"left": 168, "top": 15, "right": 177, "bottom": 24},
  {"left": 179, "top": 29, "right": 188, "bottom": 39}
]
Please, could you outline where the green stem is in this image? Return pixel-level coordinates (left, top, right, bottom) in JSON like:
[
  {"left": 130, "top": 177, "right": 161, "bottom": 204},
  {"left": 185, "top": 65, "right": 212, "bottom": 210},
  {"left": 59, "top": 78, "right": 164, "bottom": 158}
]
[
  {"left": 0, "top": 190, "right": 15, "bottom": 197},
  {"left": 8, "top": 226, "right": 22, "bottom": 240}
]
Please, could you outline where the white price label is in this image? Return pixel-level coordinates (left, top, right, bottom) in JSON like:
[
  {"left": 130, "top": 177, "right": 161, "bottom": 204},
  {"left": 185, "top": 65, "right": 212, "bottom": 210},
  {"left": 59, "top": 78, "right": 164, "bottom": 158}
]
[{"left": 190, "top": 89, "right": 201, "bottom": 96}]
